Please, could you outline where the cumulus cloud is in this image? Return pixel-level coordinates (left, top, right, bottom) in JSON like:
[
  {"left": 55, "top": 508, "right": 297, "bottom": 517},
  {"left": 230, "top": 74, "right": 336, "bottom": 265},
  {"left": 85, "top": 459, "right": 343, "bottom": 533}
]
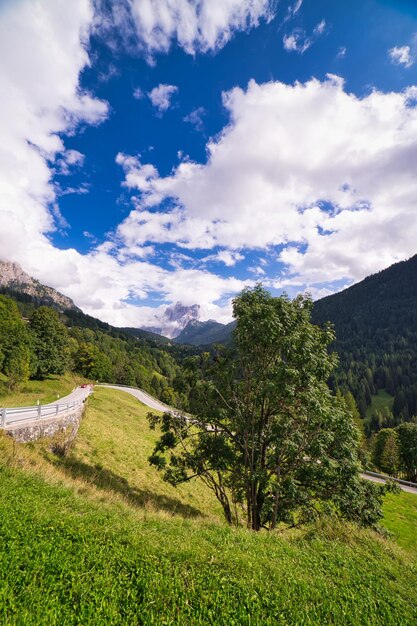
[
  {"left": 389, "top": 45, "right": 414, "bottom": 68},
  {"left": 148, "top": 84, "right": 178, "bottom": 113},
  {"left": 95, "top": 0, "right": 276, "bottom": 58},
  {"left": 0, "top": 0, "right": 107, "bottom": 269},
  {"left": 116, "top": 75, "right": 417, "bottom": 288},
  {"left": 202, "top": 250, "right": 245, "bottom": 267},
  {"left": 0, "top": 0, "right": 250, "bottom": 328},
  {"left": 56, "top": 149, "right": 85, "bottom": 175}
]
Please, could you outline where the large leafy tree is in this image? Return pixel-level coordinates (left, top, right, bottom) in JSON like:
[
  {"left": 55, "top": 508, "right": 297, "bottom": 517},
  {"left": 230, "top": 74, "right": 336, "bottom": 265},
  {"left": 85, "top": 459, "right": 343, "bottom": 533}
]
[
  {"left": 29, "top": 307, "right": 69, "bottom": 379},
  {"left": 148, "top": 286, "right": 384, "bottom": 531},
  {"left": 75, "top": 342, "right": 114, "bottom": 381},
  {"left": 396, "top": 423, "right": 417, "bottom": 481},
  {"left": 0, "top": 296, "right": 30, "bottom": 389}
]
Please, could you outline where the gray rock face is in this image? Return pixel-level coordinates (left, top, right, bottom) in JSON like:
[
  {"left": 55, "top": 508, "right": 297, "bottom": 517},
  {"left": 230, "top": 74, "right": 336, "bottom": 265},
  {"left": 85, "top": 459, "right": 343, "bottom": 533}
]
[
  {"left": 141, "top": 302, "right": 201, "bottom": 339},
  {"left": 0, "top": 260, "right": 78, "bottom": 311}
]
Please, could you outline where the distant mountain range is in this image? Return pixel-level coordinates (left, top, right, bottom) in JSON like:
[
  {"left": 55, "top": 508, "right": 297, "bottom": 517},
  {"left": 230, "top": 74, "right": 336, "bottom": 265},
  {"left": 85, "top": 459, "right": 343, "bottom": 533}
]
[
  {"left": 0, "top": 259, "right": 174, "bottom": 347},
  {"left": 174, "top": 318, "right": 236, "bottom": 346},
  {"left": 2, "top": 254, "right": 417, "bottom": 422},
  {"left": 172, "top": 254, "right": 417, "bottom": 350},
  {"left": 141, "top": 302, "right": 201, "bottom": 339},
  {"left": 0, "top": 260, "right": 78, "bottom": 312}
]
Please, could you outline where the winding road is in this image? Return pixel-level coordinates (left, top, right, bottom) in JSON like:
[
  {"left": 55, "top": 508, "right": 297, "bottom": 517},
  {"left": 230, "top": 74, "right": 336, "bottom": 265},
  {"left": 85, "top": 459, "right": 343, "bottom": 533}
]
[
  {"left": 3, "top": 382, "right": 417, "bottom": 495},
  {"left": 97, "top": 384, "right": 176, "bottom": 413},
  {"left": 1, "top": 385, "right": 92, "bottom": 428},
  {"left": 100, "top": 384, "right": 417, "bottom": 496}
]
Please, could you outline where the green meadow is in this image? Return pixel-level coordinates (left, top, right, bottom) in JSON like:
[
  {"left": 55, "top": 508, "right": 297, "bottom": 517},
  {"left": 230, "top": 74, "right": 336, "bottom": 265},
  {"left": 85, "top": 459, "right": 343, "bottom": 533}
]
[{"left": 0, "top": 385, "right": 416, "bottom": 625}]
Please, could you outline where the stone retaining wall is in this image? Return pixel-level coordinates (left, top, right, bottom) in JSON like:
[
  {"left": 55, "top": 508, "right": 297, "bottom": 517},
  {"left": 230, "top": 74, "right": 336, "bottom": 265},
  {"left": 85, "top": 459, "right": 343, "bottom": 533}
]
[{"left": 5, "top": 404, "right": 85, "bottom": 450}]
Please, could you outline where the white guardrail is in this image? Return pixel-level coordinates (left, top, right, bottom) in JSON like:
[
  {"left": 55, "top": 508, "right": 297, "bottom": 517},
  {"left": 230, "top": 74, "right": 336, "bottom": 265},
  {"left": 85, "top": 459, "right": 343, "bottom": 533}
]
[
  {"left": 363, "top": 470, "right": 417, "bottom": 491},
  {"left": 0, "top": 399, "right": 85, "bottom": 429}
]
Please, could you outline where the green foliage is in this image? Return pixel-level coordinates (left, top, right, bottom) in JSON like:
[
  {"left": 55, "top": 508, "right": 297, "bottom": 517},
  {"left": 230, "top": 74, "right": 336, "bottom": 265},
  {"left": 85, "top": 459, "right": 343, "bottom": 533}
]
[
  {"left": 372, "top": 425, "right": 417, "bottom": 480},
  {"left": 396, "top": 423, "right": 417, "bottom": 481},
  {"left": 29, "top": 306, "right": 70, "bottom": 379},
  {"left": 373, "top": 429, "right": 397, "bottom": 470},
  {"left": 149, "top": 286, "right": 380, "bottom": 531},
  {"left": 0, "top": 385, "right": 416, "bottom": 624},
  {"left": 0, "top": 296, "right": 30, "bottom": 389},
  {"left": 0, "top": 290, "right": 190, "bottom": 407},
  {"left": 0, "top": 451, "right": 416, "bottom": 624},
  {"left": 380, "top": 431, "right": 401, "bottom": 476},
  {"left": 312, "top": 254, "right": 417, "bottom": 432},
  {"left": 75, "top": 342, "right": 114, "bottom": 381}
]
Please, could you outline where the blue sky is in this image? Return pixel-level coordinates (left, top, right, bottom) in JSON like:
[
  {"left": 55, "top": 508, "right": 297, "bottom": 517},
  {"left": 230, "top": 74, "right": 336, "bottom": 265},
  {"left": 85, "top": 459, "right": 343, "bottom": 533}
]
[{"left": 1, "top": 0, "right": 417, "bottom": 328}]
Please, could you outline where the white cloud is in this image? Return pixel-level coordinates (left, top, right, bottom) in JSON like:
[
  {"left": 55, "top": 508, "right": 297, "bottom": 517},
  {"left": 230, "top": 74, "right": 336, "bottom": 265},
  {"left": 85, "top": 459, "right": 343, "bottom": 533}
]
[
  {"left": 56, "top": 149, "right": 85, "bottom": 175},
  {"left": 116, "top": 75, "right": 417, "bottom": 288},
  {"left": 148, "top": 83, "right": 178, "bottom": 113},
  {"left": 0, "top": 0, "right": 107, "bottom": 272},
  {"left": 202, "top": 250, "right": 244, "bottom": 267},
  {"left": 95, "top": 0, "right": 276, "bottom": 58},
  {"left": 184, "top": 106, "right": 206, "bottom": 131},
  {"left": 314, "top": 19, "right": 326, "bottom": 35},
  {"left": 248, "top": 265, "right": 266, "bottom": 276},
  {"left": 283, "top": 19, "right": 326, "bottom": 54},
  {"left": 282, "top": 0, "right": 303, "bottom": 25},
  {"left": 283, "top": 34, "right": 298, "bottom": 51},
  {"left": 389, "top": 45, "right": 414, "bottom": 68},
  {"left": 291, "top": 1, "right": 303, "bottom": 16},
  {"left": 0, "top": 0, "right": 250, "bottom": 328}
]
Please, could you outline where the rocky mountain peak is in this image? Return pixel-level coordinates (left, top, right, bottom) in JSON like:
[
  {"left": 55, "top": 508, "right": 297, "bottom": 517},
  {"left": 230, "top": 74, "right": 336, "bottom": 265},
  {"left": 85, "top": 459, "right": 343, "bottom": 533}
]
[
  {"left": 140, "top": 302, "right": 201, "bottom": 339},
  {"left": 0, "top": 260, "right": 78, "bottom": 312},
  {"left": 165, "top": 302, "right": 200, "bottom": 323}
]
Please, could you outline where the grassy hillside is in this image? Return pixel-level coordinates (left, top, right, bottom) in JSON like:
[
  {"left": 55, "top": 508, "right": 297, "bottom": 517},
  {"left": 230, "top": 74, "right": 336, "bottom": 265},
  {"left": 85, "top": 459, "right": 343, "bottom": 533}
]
[
  {"left": 0, "top": 372, "right": 88, "bottom": 408},
  {"left": 51, "top": 387, "right": 222, "bottom": 520},
  {"left": 0, "top": 386, "right": 417, "bottom": 625}
]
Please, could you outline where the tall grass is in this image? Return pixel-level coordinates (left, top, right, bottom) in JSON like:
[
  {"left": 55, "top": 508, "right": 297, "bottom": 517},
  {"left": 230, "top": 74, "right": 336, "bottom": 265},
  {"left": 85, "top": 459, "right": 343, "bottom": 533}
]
[{"left": 0, "top": 386, "right": 416, "bottom": 625}]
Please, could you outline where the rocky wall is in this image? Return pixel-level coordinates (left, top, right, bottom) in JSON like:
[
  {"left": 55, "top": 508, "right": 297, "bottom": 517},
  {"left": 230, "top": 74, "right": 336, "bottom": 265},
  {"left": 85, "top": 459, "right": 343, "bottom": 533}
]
[{"left": 5, "top": 404, "right": 85, "bottom": 452}]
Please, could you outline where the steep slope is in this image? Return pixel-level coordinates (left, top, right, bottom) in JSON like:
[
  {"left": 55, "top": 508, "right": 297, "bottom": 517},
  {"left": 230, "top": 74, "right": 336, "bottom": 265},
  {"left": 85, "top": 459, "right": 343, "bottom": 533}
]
[
  {"left": 0, "top": 260, "right": 78, "bottom": 312},
  {"left": 0, "top": 386, "right": 416, "bottom": 625},
  {"left": 312, "top": 254, "right": 417, "bottom": 421}
]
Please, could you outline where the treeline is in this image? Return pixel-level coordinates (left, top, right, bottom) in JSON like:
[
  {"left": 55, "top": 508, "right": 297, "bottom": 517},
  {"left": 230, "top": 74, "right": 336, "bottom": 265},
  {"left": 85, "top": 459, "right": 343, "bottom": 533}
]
[
  {"left": 312, "top": 254, "right": 417, "bottom": 435},
  {"left": 371, "top": 423, "right": 417, "bottom": 481},
  {"left": 0, "top": 295, "right": 189, "bottom": 408}
]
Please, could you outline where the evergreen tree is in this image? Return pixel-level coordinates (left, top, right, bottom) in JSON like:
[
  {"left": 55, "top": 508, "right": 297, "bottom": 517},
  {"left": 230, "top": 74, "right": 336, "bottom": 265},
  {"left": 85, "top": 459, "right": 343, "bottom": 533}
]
[{"left": 380, "top": 430, "right": 400, "bottom": 476}]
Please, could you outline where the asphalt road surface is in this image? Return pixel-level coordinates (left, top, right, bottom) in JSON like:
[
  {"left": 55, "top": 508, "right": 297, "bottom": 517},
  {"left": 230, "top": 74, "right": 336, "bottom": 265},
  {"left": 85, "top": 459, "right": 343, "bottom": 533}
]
[
  {"left": 361, "top": 472, "right": 417, "bottom": 495},
  {"left": 2, "top": 385, "right": 92, "bottom": 427},
  {"left": 98, "top": 384, "right": 175, "bottom": 413}
]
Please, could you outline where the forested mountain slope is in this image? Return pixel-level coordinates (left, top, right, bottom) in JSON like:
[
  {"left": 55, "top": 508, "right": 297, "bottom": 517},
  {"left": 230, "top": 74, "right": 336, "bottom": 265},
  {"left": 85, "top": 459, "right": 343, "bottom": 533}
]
[
  {"left": 0, "top": 288, "right": 192, "bottom": 411},
  {"left": 312, "top": 254, "right": 417, "bottom": 427}
]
